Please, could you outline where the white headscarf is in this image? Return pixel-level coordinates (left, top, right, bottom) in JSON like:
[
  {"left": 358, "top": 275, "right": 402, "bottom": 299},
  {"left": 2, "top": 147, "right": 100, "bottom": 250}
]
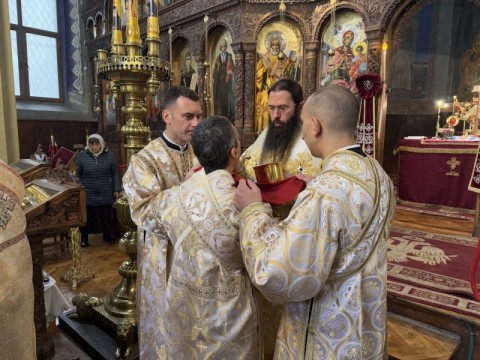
[{"left": 86, "top": 134, "right": 106, "bottom": 157}]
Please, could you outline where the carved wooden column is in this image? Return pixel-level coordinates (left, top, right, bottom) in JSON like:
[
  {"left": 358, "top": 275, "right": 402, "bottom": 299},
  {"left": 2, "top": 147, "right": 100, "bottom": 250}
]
[
  {"left": 194, "top": 53, "right": 207, "bottom": 117},
  {"left": 30, "top": 235, "right": 54, "bottom": 360},
  {"left": 231, "top": 42, "right": 245, "bottom": 130},
  {"left": 303, "top": 41, "right": 319, "bottom": 98},
  {"left": 366, "top": 30, "right": 383, "bottom": 75},
  {"left": 242, "top": 42, "right": 257, "bottom": 150}
]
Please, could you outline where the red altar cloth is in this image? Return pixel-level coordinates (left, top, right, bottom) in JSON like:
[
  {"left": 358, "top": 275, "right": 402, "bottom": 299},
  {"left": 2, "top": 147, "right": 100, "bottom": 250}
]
[{"left": 394, "top": 139, "right": 479, "bottom": 210}]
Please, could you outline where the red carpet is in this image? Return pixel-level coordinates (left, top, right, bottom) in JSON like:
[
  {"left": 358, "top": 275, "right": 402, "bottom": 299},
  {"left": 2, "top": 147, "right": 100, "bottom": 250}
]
[{"left": 387, "top": 227, "right": 480, "bottom": 318}]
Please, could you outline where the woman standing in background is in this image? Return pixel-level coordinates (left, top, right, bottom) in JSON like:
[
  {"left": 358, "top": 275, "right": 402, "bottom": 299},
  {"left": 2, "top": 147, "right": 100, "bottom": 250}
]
[{"left": 76, "top": 134, "right": 121, "bottom": 247}]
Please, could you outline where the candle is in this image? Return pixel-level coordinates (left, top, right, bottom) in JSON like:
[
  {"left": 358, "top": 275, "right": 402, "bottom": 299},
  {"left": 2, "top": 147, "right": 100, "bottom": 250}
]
[
  {"left": 126, "top": 0, "right": 140, "bottom": 44},
  {"left": 111, "top": 0, "right": 123, "bottom": 47},
  {"left": 381, "top": 42, "right": 388, "bottom": 82},
  {"left": 147, "top": 0, "right": 159, "bottom": 39},
  {"left": 93, "top": 56, "right": 98, "bottom": 85},
  {"left": 168, "top": 27, "right": 173, "bottom": 70},
  {"left": 204, "top": 15, "right": 209, "bottom": 63}
]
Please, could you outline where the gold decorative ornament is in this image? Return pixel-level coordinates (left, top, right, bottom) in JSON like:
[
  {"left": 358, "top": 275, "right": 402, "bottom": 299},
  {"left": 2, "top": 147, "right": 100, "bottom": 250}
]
[{"left": 61, "top": 227, "right": 96, "bottom": 290}]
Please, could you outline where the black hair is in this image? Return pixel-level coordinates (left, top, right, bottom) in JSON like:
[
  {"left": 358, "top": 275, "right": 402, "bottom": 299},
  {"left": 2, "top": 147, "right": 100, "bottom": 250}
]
[
  {"left": 162, "top": 86, "right": 199, "bottom": 110},
  {"left": 268, "top": 78, "right": 304, "bottom": 105},
  {"left": 191, "top": 116, "right": 237, "bottom": 170}
]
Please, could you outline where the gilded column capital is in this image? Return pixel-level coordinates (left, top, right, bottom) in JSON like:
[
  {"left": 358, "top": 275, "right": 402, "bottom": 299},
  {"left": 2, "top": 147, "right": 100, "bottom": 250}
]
[
  {"left": 303, "top": 41, "right": 319, "bottom": 98},
  {"left": 304, "top": 41, "right": 319, "bottom": 53}
]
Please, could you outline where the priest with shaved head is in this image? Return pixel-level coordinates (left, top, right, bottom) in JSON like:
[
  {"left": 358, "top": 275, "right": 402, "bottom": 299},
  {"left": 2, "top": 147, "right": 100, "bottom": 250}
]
[{"left": 234, "top": 84, "right": 396, "bottom": 359}]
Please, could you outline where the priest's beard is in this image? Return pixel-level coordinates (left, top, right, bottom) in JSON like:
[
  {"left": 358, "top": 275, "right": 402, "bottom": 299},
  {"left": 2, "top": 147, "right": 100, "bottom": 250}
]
[{"left": 261, "top": 112, "right": 301, "bottom": 164}]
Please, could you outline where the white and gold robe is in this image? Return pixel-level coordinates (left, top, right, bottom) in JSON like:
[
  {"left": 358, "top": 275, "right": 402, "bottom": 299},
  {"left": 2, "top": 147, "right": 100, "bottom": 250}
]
[
  {"left": 240, "top": 128, "right": 322, "bottom": 182},
  {"left": 239, "top": 150, "right": 396, "bottom": 359},
  {"left": 0, "top": 160, "right": 36, "bottom": 359},
  {"left": 240, "top": 127, "right": 322, "bottom": 358},
  {"left": 143, "top": 169, "right": 260, "bottom": 359},
  {"left": 123, "top": 137, "right": 198, "bottom": 359}
]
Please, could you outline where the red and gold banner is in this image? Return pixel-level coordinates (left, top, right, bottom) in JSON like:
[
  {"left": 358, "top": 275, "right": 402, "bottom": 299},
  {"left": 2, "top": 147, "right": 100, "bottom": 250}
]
[{"left": 355, "top": 74, "right": 382, "bottom": 157}]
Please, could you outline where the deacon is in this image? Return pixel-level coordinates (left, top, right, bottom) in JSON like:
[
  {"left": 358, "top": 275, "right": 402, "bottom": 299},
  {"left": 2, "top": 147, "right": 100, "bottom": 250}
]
[
  {"left": 123, "top": 86, "right": 202, "bottom": 359},
  {"left": 234, "top": 85, "right": 396, "bottom": 359},
  {"left": 241, "top": 78, "right": 321, "bottom": 183},
  {"left": 141, "top": 116, "right": 260, "bottom": 358},
  {"left": 240, "top": 78, "right": 322, "bottom": 357}
]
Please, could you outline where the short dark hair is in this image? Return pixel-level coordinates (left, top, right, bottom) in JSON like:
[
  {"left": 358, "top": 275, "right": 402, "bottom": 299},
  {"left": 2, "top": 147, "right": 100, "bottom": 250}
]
[
  {"left": 88, "top": 137, "right": 100, "bottom": 144},
  {"left": 191, "top": 116, "right": 237, "bottom": 169},
  {"left": 268, "top": 78, "right": 303, "bottom": 105},
  {"left": 162, "top": 86, "right": 199, "bottom": 110}
]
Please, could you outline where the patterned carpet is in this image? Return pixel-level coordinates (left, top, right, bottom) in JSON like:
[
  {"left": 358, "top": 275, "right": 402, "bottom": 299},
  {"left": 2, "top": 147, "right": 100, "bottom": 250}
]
[{"left": 387, "top": 227, "right": 480, "bottom": 318}]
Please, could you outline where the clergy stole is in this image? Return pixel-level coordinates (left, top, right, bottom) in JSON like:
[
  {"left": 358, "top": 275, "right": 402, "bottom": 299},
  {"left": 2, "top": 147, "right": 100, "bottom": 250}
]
[{"left": 356, "top": 74, "right": 382, "bottom": 157}]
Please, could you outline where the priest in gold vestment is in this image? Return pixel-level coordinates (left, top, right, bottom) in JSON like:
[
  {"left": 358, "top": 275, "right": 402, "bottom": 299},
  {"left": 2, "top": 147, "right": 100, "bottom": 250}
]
[
  {"left": 241, "top": 79, "right": 321, "bottom": 358},
  {"left": 0, "top": 160, "right": 36, "bottom": 359},
  {"left": 241, "top": 79, "right": 321, "bottom": 183},
  {"left": 234, "top": 85, "right": 395, "bottom": 359},
  {"left": 142, "top": 116, "right": 260, "bottom": 358},
  {"left": 123, "top": 87, "right": 202, "bottom": 359}
]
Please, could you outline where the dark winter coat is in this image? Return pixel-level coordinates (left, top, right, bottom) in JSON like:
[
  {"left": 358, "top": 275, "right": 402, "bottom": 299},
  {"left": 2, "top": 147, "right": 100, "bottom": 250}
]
[{"left": 76, "top": 149, "right": 121, "bottom": 206}]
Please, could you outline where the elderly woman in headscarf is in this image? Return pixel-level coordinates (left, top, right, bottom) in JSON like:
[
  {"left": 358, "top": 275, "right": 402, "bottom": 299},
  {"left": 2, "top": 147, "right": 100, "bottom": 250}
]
[{"left": 76, "top": 134, "right": 121, "bottom": 247}]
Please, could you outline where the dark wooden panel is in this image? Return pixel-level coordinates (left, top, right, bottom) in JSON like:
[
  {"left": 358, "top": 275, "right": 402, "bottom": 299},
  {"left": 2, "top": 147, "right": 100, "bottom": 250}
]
[{"left": 18, "top": 120, "right": 97, "bottom": 160}]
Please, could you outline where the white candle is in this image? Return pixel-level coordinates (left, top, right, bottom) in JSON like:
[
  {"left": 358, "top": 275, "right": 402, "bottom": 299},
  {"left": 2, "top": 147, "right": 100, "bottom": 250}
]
[
  {"left": 204, "top": 15, "right": 209, "bottom": 63},
  {"left": 381, "top": 42, "right": 388, "bottom": 82},
  {"left": 168, "top": 27, "right": 173, "bottom": 70}
]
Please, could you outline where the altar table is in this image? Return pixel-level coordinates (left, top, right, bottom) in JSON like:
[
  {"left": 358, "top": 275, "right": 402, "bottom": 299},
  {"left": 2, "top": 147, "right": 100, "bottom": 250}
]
[{"left": 394, "top": 139, "right": 479, "bottom": 210}]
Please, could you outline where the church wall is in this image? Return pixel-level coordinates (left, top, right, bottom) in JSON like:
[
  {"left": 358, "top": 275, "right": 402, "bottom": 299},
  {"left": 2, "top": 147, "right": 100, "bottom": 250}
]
[
  {"left": 79, "top": 0, "right": 479, "bottom": 172},
  {"left": 18, "top": 119, "right": 97, "bottom": 160}
]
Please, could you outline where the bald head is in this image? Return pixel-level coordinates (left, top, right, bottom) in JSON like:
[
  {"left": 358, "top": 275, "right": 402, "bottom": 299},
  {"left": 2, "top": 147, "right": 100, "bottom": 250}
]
[
  {"left": 301, "top": 85, "right": 359, "bottom": 158},
  {"left": 304, "top": 85, "right": 359, "bottom": 135}
]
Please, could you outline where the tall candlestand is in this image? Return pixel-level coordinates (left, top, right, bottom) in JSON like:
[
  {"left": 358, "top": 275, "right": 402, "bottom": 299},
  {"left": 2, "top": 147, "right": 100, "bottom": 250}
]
[
  {"left": 68, "top": 2, "right": 169, "bottom": 357},
  {"left": 204, "top": 15, "right": 211, "bottom": 116}
]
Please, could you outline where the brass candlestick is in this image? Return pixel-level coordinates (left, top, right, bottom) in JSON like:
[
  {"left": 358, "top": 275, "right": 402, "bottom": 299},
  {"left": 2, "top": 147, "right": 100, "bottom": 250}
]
[{"left": 72, "top": 2, "right": 170, "bottom": 357}]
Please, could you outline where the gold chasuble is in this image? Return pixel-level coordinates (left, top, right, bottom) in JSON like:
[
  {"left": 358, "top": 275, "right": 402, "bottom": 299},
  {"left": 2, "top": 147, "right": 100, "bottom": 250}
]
[
  {"left": 0, "top": 160, "right": 36, "bottom": 359},
  {"left": 240, "top": 128, "right": 322, "bottom": 183},
  {"left": 143, "top": 169, "right": 260, "bottom": 359},
  {"left": 123, "top": 137, "right": 198, "bottom": 359},
  {"left": 239, "top": 150, "right": 396, "bottom": 359}
]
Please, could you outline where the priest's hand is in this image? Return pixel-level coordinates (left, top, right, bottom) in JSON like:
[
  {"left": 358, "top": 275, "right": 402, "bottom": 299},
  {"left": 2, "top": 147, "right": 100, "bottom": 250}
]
[
  {"left": 296, "top": 173, "right": 313, "bottom": 184},
  {"left": 234, "top": 179, "right": 262, "bottom": 211},
  {"left": 185, "top": 167, "right": 198, "bottom": 181}
]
